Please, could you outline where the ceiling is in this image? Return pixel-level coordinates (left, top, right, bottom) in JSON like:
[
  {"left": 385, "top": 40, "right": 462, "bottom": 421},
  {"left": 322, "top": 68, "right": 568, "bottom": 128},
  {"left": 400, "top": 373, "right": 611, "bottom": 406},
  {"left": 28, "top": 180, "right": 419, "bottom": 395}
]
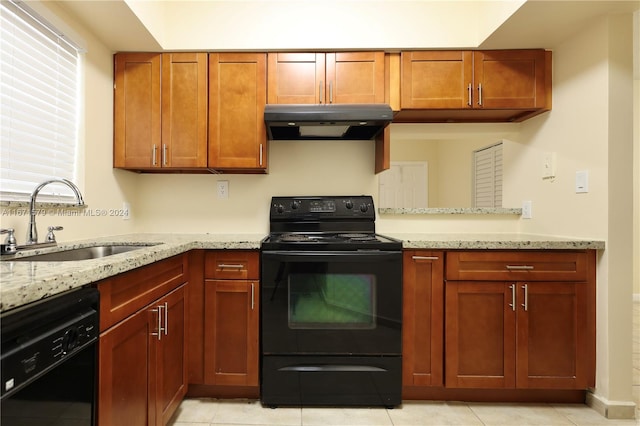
[{"left": 56, "top": 0, "right": 639, "bottom": 52}]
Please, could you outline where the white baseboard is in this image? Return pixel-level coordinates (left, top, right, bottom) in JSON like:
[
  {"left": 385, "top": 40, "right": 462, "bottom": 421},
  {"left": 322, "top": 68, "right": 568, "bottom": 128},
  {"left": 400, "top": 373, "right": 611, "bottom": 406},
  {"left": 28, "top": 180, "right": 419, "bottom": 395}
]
[{"left": 586, "top": 392, "right": 637, "bottom": 419}]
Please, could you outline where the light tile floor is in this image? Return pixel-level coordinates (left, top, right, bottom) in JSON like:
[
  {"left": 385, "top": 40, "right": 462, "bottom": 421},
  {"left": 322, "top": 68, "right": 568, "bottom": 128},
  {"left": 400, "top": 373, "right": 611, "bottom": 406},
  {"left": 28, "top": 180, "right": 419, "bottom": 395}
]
[{"left": 170, "top": 302, "right": 640, "bottom": 426}]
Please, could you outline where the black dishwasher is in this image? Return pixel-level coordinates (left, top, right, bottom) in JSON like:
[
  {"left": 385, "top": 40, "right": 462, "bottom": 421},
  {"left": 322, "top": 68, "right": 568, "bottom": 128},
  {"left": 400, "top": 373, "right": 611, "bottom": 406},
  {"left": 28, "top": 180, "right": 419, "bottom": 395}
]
[{"left": 1, "top": 287, "right": 99, "bottom": 426}]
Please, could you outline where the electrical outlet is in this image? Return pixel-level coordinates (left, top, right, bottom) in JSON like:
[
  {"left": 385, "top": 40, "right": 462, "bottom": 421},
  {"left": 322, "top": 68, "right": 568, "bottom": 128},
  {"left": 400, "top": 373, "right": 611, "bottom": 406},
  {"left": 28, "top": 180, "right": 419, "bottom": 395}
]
[
  {"left": 217, "top": 180, "right": 229, "bottom": 199},
  {"left": 522, "top": 200, "right": 532, "bottom": 219}
]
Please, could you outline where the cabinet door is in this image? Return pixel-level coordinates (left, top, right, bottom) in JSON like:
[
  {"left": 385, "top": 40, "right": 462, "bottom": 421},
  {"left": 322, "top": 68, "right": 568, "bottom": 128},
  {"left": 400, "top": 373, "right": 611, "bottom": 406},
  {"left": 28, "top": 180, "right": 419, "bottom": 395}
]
[
  {"left": 209, "top": 53, "right": 267, "bottom": 171},
  {"left": 114, "top": 53, "right": 161, "bottom": 169},
  {"left": 267, "top": 52, "right": 325, "bottom": 104},
  {"left": 155, "top": 285, "right": 188, "bottom": 426},
  {"left": 402, "top": 251, "right": 444, "bottom": 387},
  {"left": 473, "top": 50, "right": 548, "bottom": 109},
  {"left": 326, "top": 52, "right": 386, "bottom": 104},
  {"left": 204, "top": 279, "right": 259, "bottom": 386},
  {"left": 516, "top": 281, "right": 589, "bottom": 389},
  {"left": 98, "top": 307, "right": 154, "bottom": 426},
  {"left": 161, "top": 53, "right": 208, "bottom": 168},
  {"left": 445, "top": 281, "right": 516, "bottom": 389},
  {"left": 401, "top": 51, "right": 472, "bottom": 109}
]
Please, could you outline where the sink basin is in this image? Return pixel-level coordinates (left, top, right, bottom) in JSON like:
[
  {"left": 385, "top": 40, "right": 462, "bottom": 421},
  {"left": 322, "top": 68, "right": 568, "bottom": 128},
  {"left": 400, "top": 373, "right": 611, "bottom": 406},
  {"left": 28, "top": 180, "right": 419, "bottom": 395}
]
[{"left": 6, "top": 244, "right": 158, "bottom": 261}]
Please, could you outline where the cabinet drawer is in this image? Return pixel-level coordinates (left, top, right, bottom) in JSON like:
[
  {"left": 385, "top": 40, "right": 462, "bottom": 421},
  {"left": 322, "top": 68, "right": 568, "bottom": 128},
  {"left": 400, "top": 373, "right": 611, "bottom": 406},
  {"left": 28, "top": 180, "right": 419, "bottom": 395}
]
[
  {"left": 445, "top": 251, "right": 590, "bottom": 282},
  {"left": 204, "top": 250, "right": 259, "bottom": 280},
  {"left": 97, "top": 254, "right": 188, "bottom": 331}
]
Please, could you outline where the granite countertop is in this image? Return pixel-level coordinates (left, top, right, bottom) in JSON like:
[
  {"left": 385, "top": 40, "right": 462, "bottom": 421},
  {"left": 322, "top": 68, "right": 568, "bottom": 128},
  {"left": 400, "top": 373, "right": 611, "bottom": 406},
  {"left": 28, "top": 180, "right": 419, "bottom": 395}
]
[
  {"left": 0, "top": 232, "right": 604, "bottom": 313},
  {"left": 0, "top": 233, "right": 265, "bottom": 313},
  {"left": 389, "top": 233, "right": 605, "bottom": 250}
]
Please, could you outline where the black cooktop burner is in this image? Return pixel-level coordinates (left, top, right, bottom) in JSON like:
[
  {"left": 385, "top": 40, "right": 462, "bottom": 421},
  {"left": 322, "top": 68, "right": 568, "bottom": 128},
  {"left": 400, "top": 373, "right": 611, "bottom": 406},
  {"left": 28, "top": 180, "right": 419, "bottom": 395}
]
[{"left": 262, "top": 196, "right": 402, "bottom": 251}]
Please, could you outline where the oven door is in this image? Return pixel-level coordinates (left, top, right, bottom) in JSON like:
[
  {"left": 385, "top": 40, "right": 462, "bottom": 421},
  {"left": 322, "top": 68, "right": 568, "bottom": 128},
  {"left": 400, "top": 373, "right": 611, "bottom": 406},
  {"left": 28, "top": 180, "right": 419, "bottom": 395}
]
[{"left": 261, "top": 250, "right": 402, "bottom": 356}]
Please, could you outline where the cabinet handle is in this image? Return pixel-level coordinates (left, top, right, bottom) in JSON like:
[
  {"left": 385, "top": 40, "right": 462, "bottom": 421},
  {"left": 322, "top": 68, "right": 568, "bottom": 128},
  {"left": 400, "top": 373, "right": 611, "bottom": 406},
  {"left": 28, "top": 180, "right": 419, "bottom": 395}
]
[
  {"left": 509, "top": 284, "right": 516, "bottom": 311},
  {"left": 151, "top": 305, "right": 163, "bottom": 340},
  {"left": 319, "top": 81, "right": 323, "bottom": 104},
  {"left": 163, "top": 301, "right": 168, "bottom": 336},
  {"left": 329, "top": 81, "right": 333, "bottom": 104},
  {"left": 467, "top": 83, "right": 472, "bottom": 106},
  {"left": 250, "top": 283, "right": 255, "bottom": 310},
  {"left": 218, "top": 263, "right": 244, "bottom": 269},
  {"left": 152, "top": 144, "right": 157, "bottom": 166},
  {"left": 259, "top": 144, "right": 263, "bottom": 166},
  {"left": 412, "top": 256, "right": 439, "bottom": 260},
  {"left": 521, "top": 284, "right": 529, "bottom": 311},
  {"left": 162, "top": 144, "right": 167, "bottom": 166},
  {"left": 506, "top": 265, "right": 534, "bottom": 270},
  {"left": 477, "top": 83, "right": 483, "bottom": 106}
]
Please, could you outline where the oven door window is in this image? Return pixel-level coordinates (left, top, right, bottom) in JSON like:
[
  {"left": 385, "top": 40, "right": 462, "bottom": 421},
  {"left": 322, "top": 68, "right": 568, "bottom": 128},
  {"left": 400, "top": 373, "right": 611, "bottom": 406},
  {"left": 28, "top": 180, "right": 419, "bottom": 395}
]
[
  {"left": 261, "top": 251, "right": 402, "bottom": 355},
  {"left": 288, "top": 273, "right": 376, "bottom": 330}
]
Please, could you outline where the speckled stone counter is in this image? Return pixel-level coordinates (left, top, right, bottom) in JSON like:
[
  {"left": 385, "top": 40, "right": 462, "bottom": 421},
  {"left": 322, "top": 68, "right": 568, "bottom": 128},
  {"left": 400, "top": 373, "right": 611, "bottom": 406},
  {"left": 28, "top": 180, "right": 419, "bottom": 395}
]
[
  {"left": 0, "top": 233, "right": 264, "bottom": 313},
  {"left": 0, "top": 232, "right": 604, "bottom": 313},
  {"left": 389, "top": 233, "right": 605, "bottom": 250},
  {"left": 378, "top": 207, "right": 523, "bottom": 215}
]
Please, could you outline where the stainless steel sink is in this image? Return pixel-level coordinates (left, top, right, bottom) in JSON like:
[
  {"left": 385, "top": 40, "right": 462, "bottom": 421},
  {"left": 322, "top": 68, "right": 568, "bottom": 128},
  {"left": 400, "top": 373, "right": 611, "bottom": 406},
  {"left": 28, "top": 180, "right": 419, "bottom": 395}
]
[{"left": 6, "top": 244, "right": 157, "bottom": 261}]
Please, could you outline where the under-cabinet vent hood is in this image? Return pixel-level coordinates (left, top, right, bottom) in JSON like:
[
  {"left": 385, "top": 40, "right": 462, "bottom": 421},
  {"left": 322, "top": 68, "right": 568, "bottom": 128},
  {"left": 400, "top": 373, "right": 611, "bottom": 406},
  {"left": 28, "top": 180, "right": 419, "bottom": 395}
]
[{"left": 264, "top": 104, "right": 393, "bottom": 140}]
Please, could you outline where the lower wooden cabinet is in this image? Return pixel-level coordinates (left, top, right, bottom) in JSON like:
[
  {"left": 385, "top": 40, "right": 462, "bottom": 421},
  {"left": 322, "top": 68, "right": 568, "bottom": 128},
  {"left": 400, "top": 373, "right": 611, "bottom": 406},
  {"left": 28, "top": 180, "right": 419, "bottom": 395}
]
[
  {"left": 202, "top": 251, "right": 260, "bottom": 387},
  {"left": 402, "top": 251, "right": 444, "bottom": 388},
  {"left": 443, "top": 251, "right": 595, "bottom": 391},
  {"left": 97, "top": 255, "right": 188, "bottom": 426},
  {"left": 99, "top": 284, "right": 187, "bottom": 426},
  {"left": 203, "top": 279, "right": 259, "bottom": 385}
]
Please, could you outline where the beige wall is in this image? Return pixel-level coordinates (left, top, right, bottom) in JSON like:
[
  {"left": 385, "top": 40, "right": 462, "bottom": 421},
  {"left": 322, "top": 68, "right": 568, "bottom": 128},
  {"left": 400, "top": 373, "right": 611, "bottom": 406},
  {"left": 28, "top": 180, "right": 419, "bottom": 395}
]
[{"left": 0, "top": 0, "right": 637, "bottom": 411}]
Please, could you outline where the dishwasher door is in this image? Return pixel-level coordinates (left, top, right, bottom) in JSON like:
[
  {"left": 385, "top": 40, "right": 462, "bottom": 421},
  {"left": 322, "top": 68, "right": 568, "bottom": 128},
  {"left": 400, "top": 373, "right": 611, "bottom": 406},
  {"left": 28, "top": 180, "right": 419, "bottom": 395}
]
[{"left": 1, "top": 287, "right": 99, "bottom": 426}]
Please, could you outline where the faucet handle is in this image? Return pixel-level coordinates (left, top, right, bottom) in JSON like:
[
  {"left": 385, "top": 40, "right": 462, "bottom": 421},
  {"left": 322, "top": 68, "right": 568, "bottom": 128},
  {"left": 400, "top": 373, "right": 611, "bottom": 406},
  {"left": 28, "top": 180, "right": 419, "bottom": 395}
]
[
  {"left": 1, "top": 228, "right": 17, "bottom": 254},
  {"left": 46, "top": 226, "right": 63, "bottom": 243}
]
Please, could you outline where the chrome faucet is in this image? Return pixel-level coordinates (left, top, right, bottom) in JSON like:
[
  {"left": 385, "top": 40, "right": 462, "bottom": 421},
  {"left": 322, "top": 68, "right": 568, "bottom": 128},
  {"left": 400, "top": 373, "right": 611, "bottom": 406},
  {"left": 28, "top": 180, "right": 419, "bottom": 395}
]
[{"left": 27, "top": 179, "right": 85, "bottom": 244}]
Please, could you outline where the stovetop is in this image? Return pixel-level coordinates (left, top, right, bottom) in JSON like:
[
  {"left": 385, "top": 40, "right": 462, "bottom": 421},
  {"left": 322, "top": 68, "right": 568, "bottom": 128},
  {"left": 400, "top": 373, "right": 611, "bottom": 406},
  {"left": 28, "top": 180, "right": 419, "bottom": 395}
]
[
  {"left": 261, "top": 232, "right": 402, "bottom": 251},
  {"left": 263, "top": 196, "right": 401, "bottom": 251}
]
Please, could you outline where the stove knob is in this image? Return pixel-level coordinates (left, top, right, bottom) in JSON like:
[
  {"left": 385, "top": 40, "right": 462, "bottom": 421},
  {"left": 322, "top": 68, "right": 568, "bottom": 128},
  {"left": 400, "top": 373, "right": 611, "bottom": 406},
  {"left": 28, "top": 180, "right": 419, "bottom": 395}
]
[
  {"left": 359, "top": 203, "right": 369, "bottom": 213},
  {"left": 291, "top": 200, "right": 300, "bottom": 210},
  {"left": 276, "top": 204, "right": 285, "bottom": 214},
  {"left": 345, "top": 200, "right": 354, "bottom": 209}
]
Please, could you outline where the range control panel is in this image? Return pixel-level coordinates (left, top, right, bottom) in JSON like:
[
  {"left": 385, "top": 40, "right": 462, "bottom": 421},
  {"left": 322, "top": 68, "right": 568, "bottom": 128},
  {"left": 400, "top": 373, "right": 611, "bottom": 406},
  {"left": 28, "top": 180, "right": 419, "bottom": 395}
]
[{"left": 270, "top": 196, "right": 375, "bottom": 221}]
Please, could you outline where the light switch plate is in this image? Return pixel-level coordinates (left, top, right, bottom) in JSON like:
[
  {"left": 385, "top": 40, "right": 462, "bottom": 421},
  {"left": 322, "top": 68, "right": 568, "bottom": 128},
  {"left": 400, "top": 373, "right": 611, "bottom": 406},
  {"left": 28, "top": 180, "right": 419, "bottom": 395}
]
[
  {"left": 575, "top": 170, "right": 589, "bottom": 193},
  {"left": 542, "top": 152, "right": 556, "bottom": 179}
]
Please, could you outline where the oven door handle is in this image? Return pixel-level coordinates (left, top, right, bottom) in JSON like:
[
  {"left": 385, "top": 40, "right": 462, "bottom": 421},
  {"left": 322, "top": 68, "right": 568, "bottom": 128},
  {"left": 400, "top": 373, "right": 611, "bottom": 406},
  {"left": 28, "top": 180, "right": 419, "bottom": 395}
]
[{"left": 261, "top": 251, "right": 401, "bottom": 262}]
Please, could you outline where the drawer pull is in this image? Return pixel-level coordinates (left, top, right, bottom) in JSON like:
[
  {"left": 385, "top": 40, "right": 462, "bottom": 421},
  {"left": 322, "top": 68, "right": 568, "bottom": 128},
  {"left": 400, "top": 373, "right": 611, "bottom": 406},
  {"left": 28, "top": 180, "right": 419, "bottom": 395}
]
[
  {"left": 412, "top": 256, "right": 439, "bottom": 261},
  {"left": 506, "top": 265, "right": 534, "bottom": 270},
  {"left": 218, "top": 263, "right": 244, "bottom": 269}
]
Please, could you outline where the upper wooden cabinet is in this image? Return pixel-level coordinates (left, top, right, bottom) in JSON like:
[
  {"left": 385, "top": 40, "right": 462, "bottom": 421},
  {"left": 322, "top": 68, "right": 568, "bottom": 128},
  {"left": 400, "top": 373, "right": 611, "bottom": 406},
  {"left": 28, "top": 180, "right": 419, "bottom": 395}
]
[
  {"left": 209, "top": 53, "right": 267, "bottom": 172},
  {"left": 267, "top": 52, "right": 386, "bottom": 105},
  {"left": 396, "top": 49, "right": 551, "bottom": 123},
  {"left": 114, "top": 52, "right": 208, "bottom": 170}
]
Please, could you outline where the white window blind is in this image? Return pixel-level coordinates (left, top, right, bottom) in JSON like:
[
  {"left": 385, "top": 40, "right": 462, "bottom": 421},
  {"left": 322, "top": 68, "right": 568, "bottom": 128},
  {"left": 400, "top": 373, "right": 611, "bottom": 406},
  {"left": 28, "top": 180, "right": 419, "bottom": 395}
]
[
  {"left": 473, "top": 142, "right": 503, "bottom": 208},
  {"left": 1, "top": 0, "right": 81, "bottom": 203}
]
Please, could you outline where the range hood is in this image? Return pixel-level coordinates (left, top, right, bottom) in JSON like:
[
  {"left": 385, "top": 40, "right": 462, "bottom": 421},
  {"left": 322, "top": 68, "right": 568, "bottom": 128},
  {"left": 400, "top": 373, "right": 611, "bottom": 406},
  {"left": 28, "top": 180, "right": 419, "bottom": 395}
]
[{"left": 264, "top": 103, "right": 393, "bottom": 140}]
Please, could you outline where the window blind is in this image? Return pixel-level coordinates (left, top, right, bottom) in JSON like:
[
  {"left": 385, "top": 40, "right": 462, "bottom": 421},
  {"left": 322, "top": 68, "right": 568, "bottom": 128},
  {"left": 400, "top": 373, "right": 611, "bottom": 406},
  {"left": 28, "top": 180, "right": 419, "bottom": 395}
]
[
  {"left": 0, "top": 0, "right": 81, "bottom": 203},
  {"left": 473, "top": 142, "right": 503, "bottom": 208}
]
